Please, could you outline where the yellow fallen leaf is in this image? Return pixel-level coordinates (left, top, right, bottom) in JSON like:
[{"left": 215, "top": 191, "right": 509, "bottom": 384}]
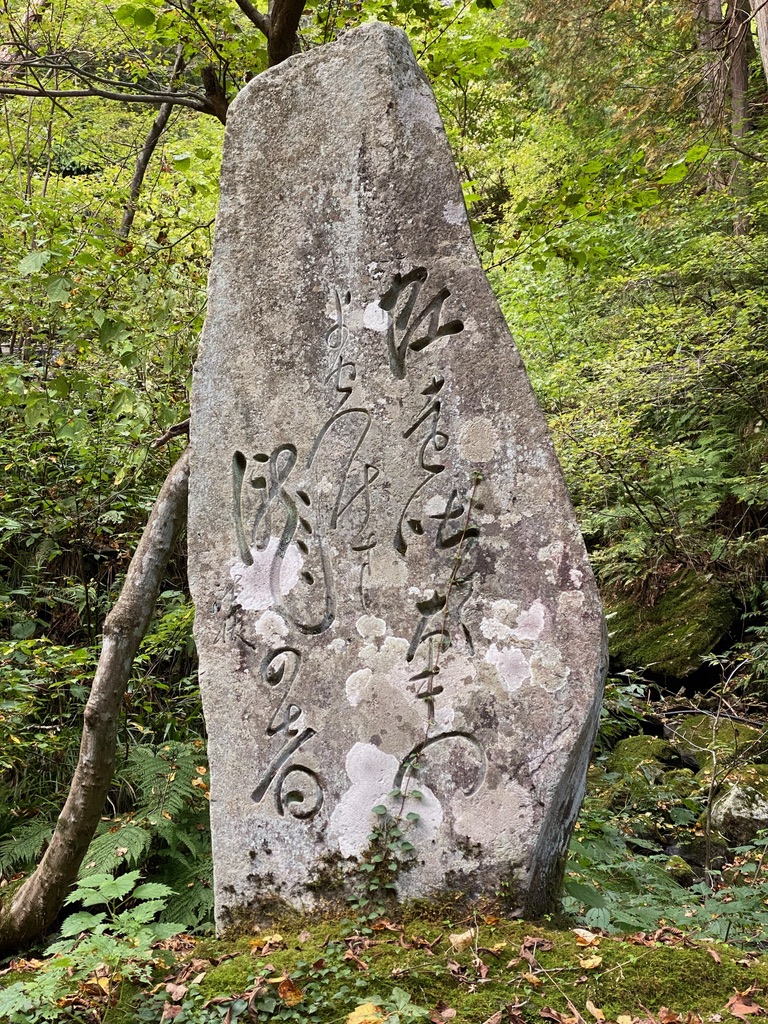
[
  {"left": 586, "top": 1000, "right": 605, "bottom": 1021},
  {"left": 617, "top": 1016, "right": 633, "bottom": 1024},
  {"left": 573, "top": 928, "right": 600, "bottom": 947},
  {"left": 449, "top": 928, "right": 476, "bottom": 953},
  {"left": 278, "top": 978, "right": 303, "bottom": 1006},
  {"left": 578, "top": 955, "right": 603, "bottom": 970},
  {"left": 346, "top": 1003, "right": 386, "bottom": 1024},
  {"left": 522, "top": 972, "right": 543, "bottom": 988}
]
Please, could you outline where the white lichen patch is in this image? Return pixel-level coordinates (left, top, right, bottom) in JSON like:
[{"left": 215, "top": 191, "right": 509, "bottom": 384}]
[
  {"left": 530, "top": 646, "right": 570, "bottom": 692},
  {"left": 457, "top": 417, "right": 497, "bottom": 463},
  {"left": 513, "top": 599, "right": 547, "bottom": 641},
  {"left": 356, "top": 614, "right": 387, "bottom": 639},
  {"left": 252, "top": 609, "right": 289, "bottom": 642},
  {"left": 443, "top": 199, "right": 466, "bottom": 225},
  {"left": 345, "top": 667, "right": 373, "bottom": 708},
  {"left": 363, "top": 301, "right": 390, "bottom": 332},
  {"left": 485, "top": 644, "right": 531, "bottom": 694},
  {"left": 480, "top": 599, "right": 520, "bottom": 642},
  {"left": 456, "top": 779, "right": 533, "bottom": 859},
  {"left": 231, "top": 539, "right": 302, "bottom": 610},
  {"left": 330, "top": 742, "right": 445, "bottom": 859},
  {"left": 537, "top": 540, "right": 566, "bottom": 584}
]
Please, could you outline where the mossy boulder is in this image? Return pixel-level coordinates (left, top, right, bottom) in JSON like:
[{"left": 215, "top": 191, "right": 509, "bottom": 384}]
[
  {"left": 666, "top": 713, "right": 768, "bottom": 773},
  {"left": 711, "top": 763, "right": 768, "bottom": 845},
  {"left": 605, "top": 735, "right": 689, "bottom": 775},
  {"left": 606, "top": 570, "right": 736, "bottom": 677},
  {"left": 601, "top": 736, "right": 703, "bottom": 842}
]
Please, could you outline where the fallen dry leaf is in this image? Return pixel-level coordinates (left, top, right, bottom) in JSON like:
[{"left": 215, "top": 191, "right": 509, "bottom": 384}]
[
  {"left": 429, "top": 1000, "right": 457, "bottom": 1022},
  {"left": 371, "top": 918, "right": 401, "bottom": 932},
  {"left": 578, "top": 955, "right": 603, "bottom": 970},
  {"left": 165, "top": 982, "right": 188, "bottom": 1002},
  {"left": 449, "top": 928, "right": 477, "bottom": 953},
  {"left": 659, "top": 1008, "right": 681, "bottom": 1023},
  {"left": 343, "top": 948, "right": 369, "bottom": 971},
  {"left": 278, "top": 978, "right": 303, "bottom": 1007},
  {"left": 522, "top": 971, "right": 544, "bottom": 988},
  {"left": 617, "top": 1016, "right": 633, "bottom": 1024},
  {"left": 573, "top": 928, "right": 600, "bottom": 947},
  {"left": 473, "top": 956, "right": 490, "bottom": 980},
  {"left": 541, "top": 1009, "right": 568, "bottom": 1024},
  {"left": 524, "top": 936, "right": 555, "bottom": 953},
  {"left": 628, "top": 933, "right": 656, "bottom": 947},
  {"left": 726, "top": 992, "right": 766, "bottom": 1019},
  {"left": 706, "top": 948, "right": 722, "bottom": 965},
  {"left": 161, "top": 1003, "right": 182, "bottom": 1021},
  {"left": 409, "top": 933, "right": 443, "bottom": 953},
  {"left": 478, "top": 941, "right": 507, "bottom": 957},
  {"left": 347, "top": 1004, "right": 386, "bottom": 1024},
  {"left": 298, "top": 931, "right": 311, "bottom": 943},
  {"left": 586, "top": 1000, "right": 605, "bottom": 1021},
  {"left": 482, "top": 1013, "right": 504, "bottom": 1024}
]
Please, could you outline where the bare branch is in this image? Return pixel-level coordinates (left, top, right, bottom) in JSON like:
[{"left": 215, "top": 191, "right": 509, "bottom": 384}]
[
  {"left": 0, "top": 82, "right": 209, "bottom": 112},
  {"left": 151, "top": 418, "right": 191, "bottom": 448},
  {"left": 233, "top": 0, "right": 270, "bottom": 37}
]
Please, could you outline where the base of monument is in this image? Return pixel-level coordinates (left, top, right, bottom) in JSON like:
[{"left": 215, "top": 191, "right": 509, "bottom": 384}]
[{"left": 212, "top": 856, "right": 568, "bottom": 937}]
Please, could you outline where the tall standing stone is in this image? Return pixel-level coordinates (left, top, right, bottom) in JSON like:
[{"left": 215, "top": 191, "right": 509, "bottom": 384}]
[{"left": 188, "top": 22, "right": 607, "bottom": 928}]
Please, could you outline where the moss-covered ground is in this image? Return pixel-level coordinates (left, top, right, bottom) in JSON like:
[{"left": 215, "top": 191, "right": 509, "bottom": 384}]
[{"left": 85, "top": 910, "right": 768, "bottom": 1023}]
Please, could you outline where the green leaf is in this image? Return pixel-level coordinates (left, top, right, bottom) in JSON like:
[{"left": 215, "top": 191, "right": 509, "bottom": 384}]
[
  {"left": 564, "top": 879, "right": 607, "bottom": 908},
  {"left": 658, "top": 163, "right": 687, "bottom": 185},
  {"left": 45, "top": 275, "right": 71, "bottom": 303},
  {"left": 132, "top": 881, "right": 174, "bottom": 900},
  {"left": 18, "top": 250, "right": 52, "bottom": 276},
  {"left": 59, "top": 911, "right": 107, "bottom": 937},
  {"left": 371, "top": 805, "right": 387, "bottom": 815},
  {"left": 133, "top": 6, "right": 155, "bottom": 27},
  {"left": 172, "top": 152, "right": 192, "bottom": 171},
  {"left": 99, "top": 319, "right": 130, "bottom": 348},
  {"left": 685, "top": 143, "right": 709, "bottom": 163}
]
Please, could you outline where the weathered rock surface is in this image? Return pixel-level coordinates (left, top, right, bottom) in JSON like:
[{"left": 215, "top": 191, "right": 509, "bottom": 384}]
[{"left": 188, "top": 21, "right": 607, "bottom": 928}]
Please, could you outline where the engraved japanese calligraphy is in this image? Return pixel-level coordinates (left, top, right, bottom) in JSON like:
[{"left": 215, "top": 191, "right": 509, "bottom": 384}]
[{"left": 188, "top": 22, "right": 607, "bottom": 931}]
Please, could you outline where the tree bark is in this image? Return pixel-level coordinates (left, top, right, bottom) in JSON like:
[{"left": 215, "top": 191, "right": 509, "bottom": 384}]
[
  {"left": 268, "top": 0, "right": 305, "bottom": 66},
  {"left": 729, "top": 0, "right": 751, "bottom": 144},
  {"left": 751, "top": 0, "right": 768, "bottom": 89},
  {"left": 696, "top": 0, "right": 727, "bottom": 128},
  {"left": 0, "top": 449, "right": 191, "bottom": 956}
]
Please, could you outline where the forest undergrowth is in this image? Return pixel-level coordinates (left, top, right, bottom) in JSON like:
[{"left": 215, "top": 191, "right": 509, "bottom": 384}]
[{"left": 2, "top": 0, "right": 768, "bottom": 1018}]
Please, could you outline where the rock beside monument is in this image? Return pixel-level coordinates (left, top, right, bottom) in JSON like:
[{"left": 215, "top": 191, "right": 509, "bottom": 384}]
[{"left": 188, "top": 21, "right": 607, "bottom": 928}]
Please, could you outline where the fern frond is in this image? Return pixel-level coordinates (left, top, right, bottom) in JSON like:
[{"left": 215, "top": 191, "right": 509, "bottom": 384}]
[
  {"left": 0, "top": 818, "right": 54, "bottom": 875},
  {"left": 79, "top": 821, "right": 152, "bottom": 877},
  {"left": 157, "top": 851, "right": 214, "bottom": 927}
]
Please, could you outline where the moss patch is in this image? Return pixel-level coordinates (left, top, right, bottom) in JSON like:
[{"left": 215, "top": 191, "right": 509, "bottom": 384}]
[
  {"left": 152, "top": 916, "right": 768, "bottom": 1023},
  {"left": 606, "top": 570, "right": 736, "bottom": 677},
  {"left": 668, "top": 714, "right": 768, "bottom": 772}
]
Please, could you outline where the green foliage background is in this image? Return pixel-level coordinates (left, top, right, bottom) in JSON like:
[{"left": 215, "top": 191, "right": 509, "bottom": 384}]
[{"left": 1, "top": 0, "right": 768, "bottom": 952}]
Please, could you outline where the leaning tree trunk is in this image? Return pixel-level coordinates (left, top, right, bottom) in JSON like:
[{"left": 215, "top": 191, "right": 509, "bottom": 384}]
[{"left": 0, "top": 450, "right": 190, "bottom": 956}]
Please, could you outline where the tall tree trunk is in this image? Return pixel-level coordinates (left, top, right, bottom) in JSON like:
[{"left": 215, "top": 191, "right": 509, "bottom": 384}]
[
  {"left": 118, "top": 46, "right": 186, "bottom": 239},
  {"left": 751, "top": 0, "right": 768, "bottom": 88},
  {"left": 729, "top": 0, "right": 752, "bottom": 231},
  {"left": 696, "top": 0, "right": 727, "bottom": 128},
  {"left": 0, "top": 450, "right": 190, "bottom": 956}
]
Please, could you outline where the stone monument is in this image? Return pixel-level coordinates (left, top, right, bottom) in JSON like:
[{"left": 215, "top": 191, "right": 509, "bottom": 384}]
[{"left": 188, "top": 21, "right": 607, "bottom": 928}]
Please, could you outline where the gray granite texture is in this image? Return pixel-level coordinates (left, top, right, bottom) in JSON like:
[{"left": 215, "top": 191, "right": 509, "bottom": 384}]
[{"left": 188, "top": 21, "right": 607, "bottom": 929}]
